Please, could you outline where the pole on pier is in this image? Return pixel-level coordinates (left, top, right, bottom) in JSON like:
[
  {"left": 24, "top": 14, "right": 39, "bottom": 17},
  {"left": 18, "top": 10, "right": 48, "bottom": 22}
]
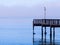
[
  {"left": 53, "top": 27, "right": 55, "bottom": 45},
  {"left": 41, "top": 26, "right": 43, "bottom": 45},
  {"left": 50, "top": 27, "right": 52, "bottom": 45},
  {"left": 44, "top": 6, "right": 46, "bottom": 19}
]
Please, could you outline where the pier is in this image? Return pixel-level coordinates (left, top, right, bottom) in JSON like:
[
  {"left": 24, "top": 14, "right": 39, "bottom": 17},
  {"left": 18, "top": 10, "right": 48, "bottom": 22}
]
[{"left": 33, "top": 19, "right": 60, "bottom": 45}]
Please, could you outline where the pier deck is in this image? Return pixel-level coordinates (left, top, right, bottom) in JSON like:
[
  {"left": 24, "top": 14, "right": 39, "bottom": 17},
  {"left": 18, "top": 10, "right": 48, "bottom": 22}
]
[{"left": 33, "top": 19, "right": 60, "bottom": 45}]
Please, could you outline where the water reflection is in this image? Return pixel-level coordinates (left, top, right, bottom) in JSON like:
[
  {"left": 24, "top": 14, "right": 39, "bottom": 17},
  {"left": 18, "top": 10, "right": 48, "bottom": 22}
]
[{"left": 34, "top": 39, "right": 60, "bottom": 45}]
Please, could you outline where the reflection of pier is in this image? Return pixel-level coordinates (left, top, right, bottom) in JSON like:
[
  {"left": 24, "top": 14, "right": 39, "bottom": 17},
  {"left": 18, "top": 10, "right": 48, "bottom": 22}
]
[{"left": 33, "top": 19, "right": 60, "bottom": 45}]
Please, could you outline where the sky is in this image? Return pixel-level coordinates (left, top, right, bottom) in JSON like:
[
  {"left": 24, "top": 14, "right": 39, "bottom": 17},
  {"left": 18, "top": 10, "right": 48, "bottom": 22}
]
[
  {"left": 0, "top": 0, "right": 60, "bottom": 6},
  {"left": 0, "top": 0, "right": 60, "bottom": 18},
  {"left": 0, "top": 0, "right": 60, "bottom": 44}
]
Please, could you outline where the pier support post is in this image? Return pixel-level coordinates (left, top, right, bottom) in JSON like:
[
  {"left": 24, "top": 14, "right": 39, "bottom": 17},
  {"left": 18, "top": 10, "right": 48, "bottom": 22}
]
[
  {"left": 50, "top": 27, "right": 52, "bottom": 45},
  {"left": 53, "top": 27, "right": 55, "bottom": 45},
  {"left": 33, "top": 28, "right": 34, "bottom": 45},
  {"left": 44, "top": 27, "right": 46, "bottom": 45},
  {"left": 41, "top": 26, "right": 43, "bottom": 45},
  {"left": 33, "top": 25, "right": 34, "bottom": 45}
]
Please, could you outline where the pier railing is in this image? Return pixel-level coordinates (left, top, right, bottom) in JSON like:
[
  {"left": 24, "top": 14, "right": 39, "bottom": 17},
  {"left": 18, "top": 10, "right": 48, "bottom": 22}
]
[{"left": 33, "top": 19, "right": 60, "bottom": 27}]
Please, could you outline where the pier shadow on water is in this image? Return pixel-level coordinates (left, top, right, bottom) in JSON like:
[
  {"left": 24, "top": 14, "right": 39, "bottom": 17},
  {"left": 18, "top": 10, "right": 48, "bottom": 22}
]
[{"left": 34, "top": 39, "right": 60, "bottom": 45}]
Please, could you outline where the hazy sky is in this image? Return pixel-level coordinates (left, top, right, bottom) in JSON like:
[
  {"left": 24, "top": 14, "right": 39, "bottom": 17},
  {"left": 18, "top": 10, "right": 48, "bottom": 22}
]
[
  {"left": 0, "top": 0, "right": 60, "bottom": 19},
  {"left": 0, "top": 0, "right": 60, "bottom": 6}
]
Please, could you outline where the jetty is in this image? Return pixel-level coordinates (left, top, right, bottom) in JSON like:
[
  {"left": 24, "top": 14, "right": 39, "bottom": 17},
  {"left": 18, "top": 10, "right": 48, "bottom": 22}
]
[{"left": 33, "top": 19, "right": 60, "bottom": 45}]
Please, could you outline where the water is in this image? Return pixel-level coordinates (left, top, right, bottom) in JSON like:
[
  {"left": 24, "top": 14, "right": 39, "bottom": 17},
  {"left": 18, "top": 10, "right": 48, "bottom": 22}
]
[
  {"left": 33, "top": 27, "right": 60, "bottom": 45},
  {"left": 0, "top": 28, "right": 60, "bottom": 45},
  {"left": 0, "top": 29, "right": 60, "bottom": 45},
  {"left": 34, "top": 39, "right": 60, "bottom": 45},
  {"left": 0, "top": 18, "right": 33, "bottom": 45},
  {"left": 0, "top": 29, "right": 33, "bottom": 45}
]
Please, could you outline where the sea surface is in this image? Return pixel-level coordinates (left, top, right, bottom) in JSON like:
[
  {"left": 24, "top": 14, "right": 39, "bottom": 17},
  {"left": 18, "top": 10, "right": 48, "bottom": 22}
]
[
  {"left": 0, "top": 28, "right": 60, "bottom": 45},
  {"left": 0, "top": 29, "right": 33, "bottom": 45}
]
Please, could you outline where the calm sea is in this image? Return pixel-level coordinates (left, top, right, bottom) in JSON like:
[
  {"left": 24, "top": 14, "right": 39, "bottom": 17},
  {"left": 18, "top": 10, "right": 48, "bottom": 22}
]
[{"left": 0, "top": 28, "right": 60, "bottom": 45}]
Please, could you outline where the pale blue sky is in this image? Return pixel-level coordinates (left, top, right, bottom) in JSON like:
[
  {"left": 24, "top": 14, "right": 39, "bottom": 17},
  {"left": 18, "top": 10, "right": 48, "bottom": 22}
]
[
  {"left": 0, "top": 0, "right": 60, "bottom": 7},
  {"left": 0, "top": 0, "right": 60, "bottom": 18}
]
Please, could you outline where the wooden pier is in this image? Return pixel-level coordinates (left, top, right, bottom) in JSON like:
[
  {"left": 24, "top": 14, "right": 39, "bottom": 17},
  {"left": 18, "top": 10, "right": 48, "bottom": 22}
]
[{"left": 33, "top": 19, "right": 60, "bottom": 45}]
